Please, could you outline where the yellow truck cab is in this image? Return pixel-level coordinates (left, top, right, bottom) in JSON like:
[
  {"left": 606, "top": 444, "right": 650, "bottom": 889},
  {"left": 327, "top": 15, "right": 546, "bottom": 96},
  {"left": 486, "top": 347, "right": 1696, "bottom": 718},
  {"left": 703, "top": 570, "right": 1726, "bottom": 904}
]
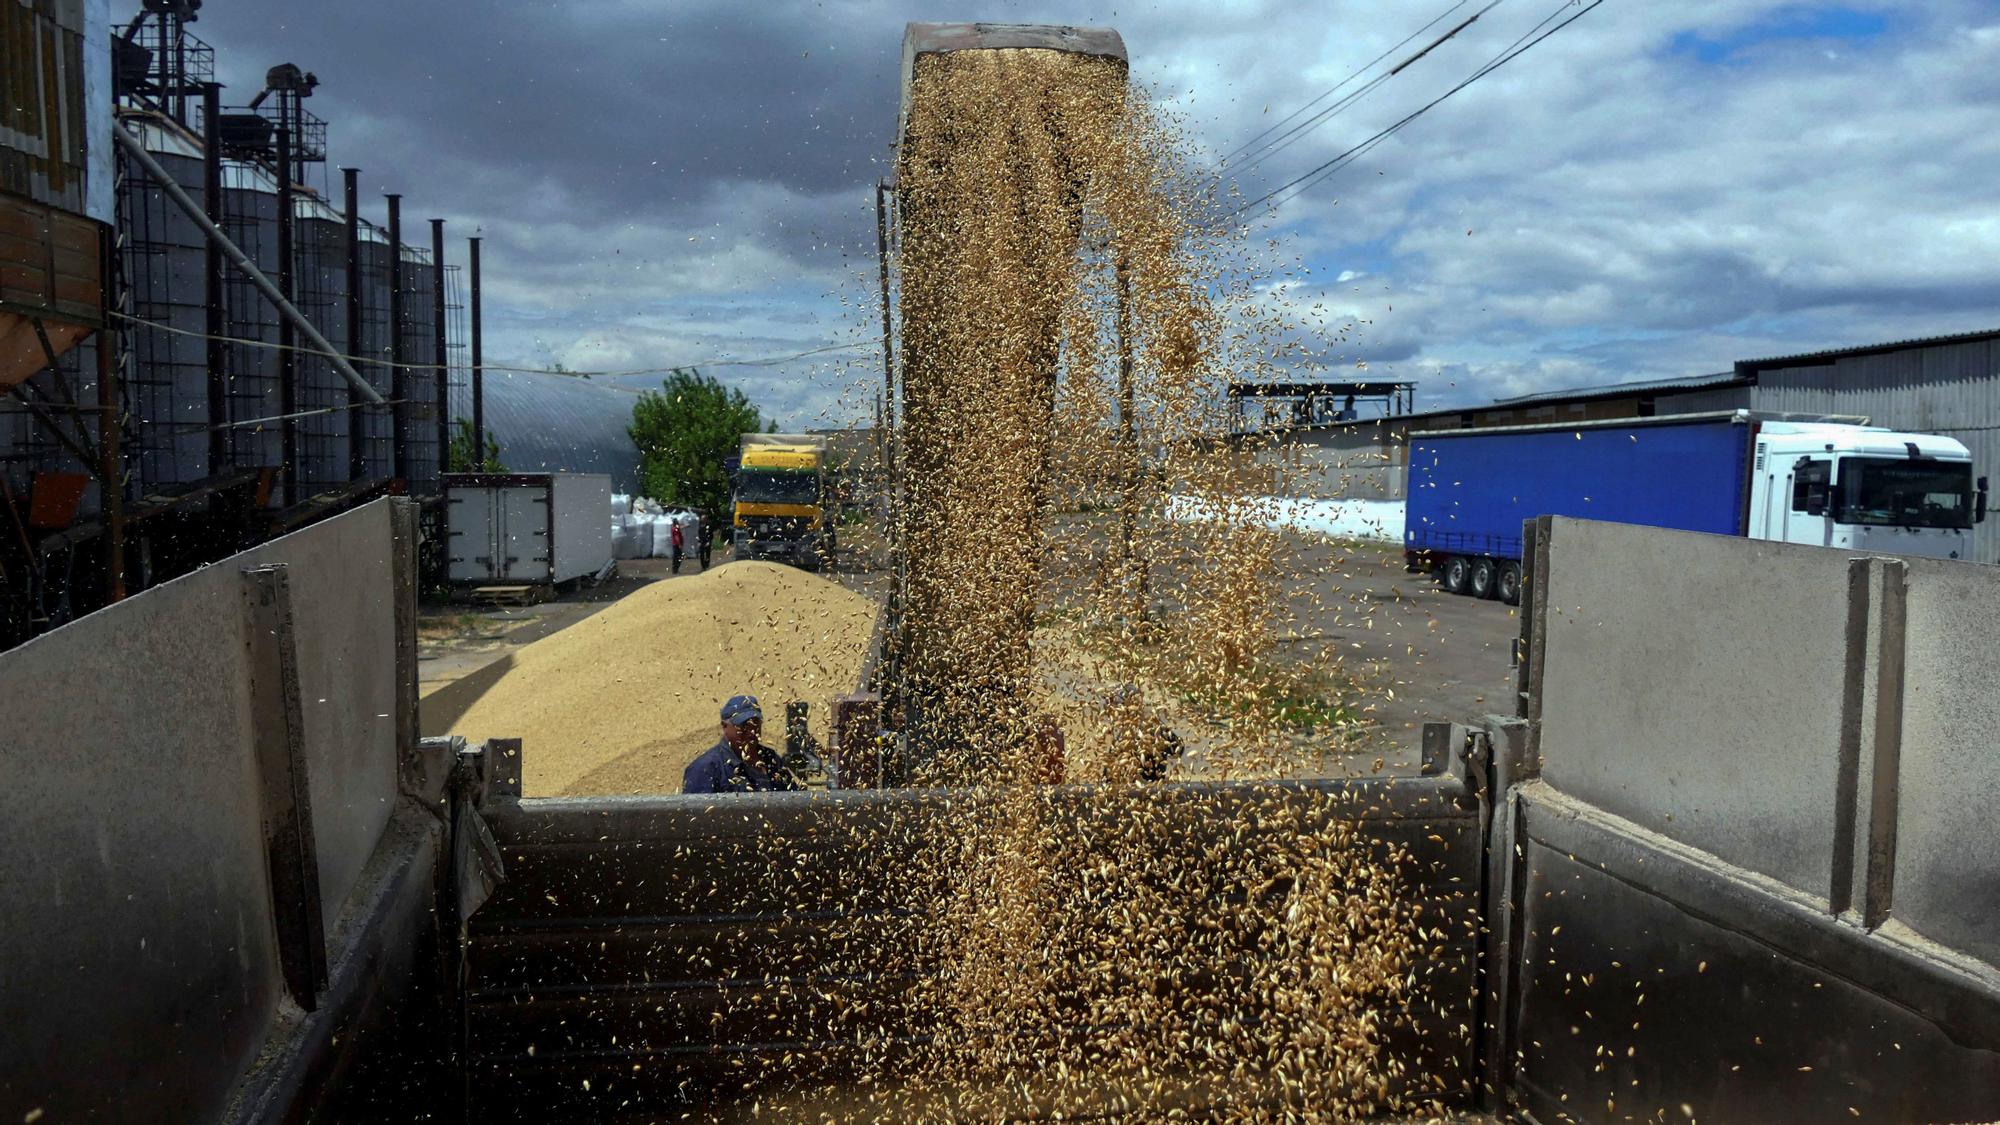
[{"left": 732, "top": 434, "right": 835, "bottom": 569}]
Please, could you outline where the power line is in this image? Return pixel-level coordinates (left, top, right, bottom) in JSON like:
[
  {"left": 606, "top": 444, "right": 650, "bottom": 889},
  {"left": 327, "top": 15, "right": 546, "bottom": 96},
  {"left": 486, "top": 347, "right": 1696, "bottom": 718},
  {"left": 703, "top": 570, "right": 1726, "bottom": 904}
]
[
  {"left": 1234, "top": 0, "right": 1610, "bottom": 217},
  {"left": 1225, "top": 0, "right": 1502, "bottom": 181},
  {"left": 151, "top": 397, "right": 420, "bottom": 434},
  {"left": 106, "top": 309, "right": 869, "bottom": 379},
  {"left": 1219, "top": 0, "right": 1468, "bottom": 169}
]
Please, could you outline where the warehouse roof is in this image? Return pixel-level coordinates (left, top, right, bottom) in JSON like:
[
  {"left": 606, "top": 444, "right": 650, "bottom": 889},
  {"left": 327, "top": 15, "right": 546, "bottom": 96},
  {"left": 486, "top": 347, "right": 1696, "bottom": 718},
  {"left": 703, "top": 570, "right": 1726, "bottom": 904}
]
[
  {"left": 453, "top": 369, "right": 640, "bottom": 492},
  {"left": 1226, "top": 380, "right": 1416, "bottom": 398},
  {"left": 1736, "top": 326, "right": 2000, "bottom": 373},
  {"left": 1250, "top": 326, "right": 2000, "bottom": 439},
  {"left": 1488, "top": 370, "right": 1743, "bottom": 408}
]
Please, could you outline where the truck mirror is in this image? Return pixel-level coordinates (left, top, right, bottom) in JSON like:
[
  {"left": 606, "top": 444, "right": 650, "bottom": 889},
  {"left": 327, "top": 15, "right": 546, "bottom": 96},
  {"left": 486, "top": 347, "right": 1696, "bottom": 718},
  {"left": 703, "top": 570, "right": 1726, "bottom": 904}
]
[{"left": 1978, "top": 476, "right": 1990, "bottom": 524}]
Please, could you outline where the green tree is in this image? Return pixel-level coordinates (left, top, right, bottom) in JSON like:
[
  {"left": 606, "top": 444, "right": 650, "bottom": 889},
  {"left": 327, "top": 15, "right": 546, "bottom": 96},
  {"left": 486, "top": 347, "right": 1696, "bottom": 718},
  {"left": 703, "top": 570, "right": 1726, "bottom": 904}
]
[
  {"left": 447, "top": 417, "right": 505, "bottom": 472},
  {"left": 629, "top": 368, "right": 767, "bottom": 536}
]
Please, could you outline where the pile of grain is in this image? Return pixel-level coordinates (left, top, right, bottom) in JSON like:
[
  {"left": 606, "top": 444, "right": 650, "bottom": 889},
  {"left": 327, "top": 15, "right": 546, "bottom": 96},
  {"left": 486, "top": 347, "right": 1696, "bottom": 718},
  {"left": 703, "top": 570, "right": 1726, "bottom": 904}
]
[{"left": 420, "top": 562, "right": 876, "bottom": 796}]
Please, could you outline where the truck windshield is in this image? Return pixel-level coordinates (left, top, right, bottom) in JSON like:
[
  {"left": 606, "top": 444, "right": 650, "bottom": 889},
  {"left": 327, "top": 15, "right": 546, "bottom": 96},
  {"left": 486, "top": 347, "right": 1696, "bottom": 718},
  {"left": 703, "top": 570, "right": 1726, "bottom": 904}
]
[
  {"left": 738, "top": 470, "right": 818, "bottom": 505},
  {"left": 1837, "top": 458, "right": 1973, "bottom": 529}
]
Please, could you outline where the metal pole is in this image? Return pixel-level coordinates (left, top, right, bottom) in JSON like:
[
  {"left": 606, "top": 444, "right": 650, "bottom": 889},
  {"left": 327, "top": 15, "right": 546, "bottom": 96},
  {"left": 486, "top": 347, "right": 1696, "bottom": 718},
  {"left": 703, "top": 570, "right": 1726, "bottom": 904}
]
[
  {"left": 1116, "top": 256, "right": 1137, "bottom": 597},
  {"left": 97, "top": 228, "right": 124, "bottom": 603},
  {"left": 343, "top": 168, "right": 365, "bottom": 481},
  {"left": 387, "top": 193, "right": 407, "bottom": 483},
  {"left": 113, "top": 123, "right": 383, "bottom": 406},
  {"left": 171, "top": 13, "right": 187, "bottom": 124},
  {"left": 202, "top": 83, "right": 226, "bottom": 475},
  {"left": 875, "top": 182, "right": 898, "bottom": 621},
  {"left": 469, "top": 236, "right": 483, "bottom": 463},
  {"left": 431, "top": 219, "right": 448, "bottom": 483},
  {"left": 277, "top": 125, "right": 297, "bottom": 505},
  {"left": 875, "top": 182, "right": 894, "bottom": 448}
]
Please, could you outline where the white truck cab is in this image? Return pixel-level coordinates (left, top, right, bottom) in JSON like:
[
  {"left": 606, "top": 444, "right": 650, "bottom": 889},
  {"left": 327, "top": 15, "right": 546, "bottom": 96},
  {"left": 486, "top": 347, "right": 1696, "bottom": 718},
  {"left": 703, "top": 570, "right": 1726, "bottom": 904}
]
[{"left": 1748, "top": 420, "right": 1988, "bottom": 561}]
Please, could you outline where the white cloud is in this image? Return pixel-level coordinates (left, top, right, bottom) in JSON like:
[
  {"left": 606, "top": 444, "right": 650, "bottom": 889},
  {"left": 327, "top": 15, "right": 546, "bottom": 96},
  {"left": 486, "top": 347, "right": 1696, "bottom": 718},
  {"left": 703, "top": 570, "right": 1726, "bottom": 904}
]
[{"left": 195, "top": 1, "right": 2000, "bottom": 423}]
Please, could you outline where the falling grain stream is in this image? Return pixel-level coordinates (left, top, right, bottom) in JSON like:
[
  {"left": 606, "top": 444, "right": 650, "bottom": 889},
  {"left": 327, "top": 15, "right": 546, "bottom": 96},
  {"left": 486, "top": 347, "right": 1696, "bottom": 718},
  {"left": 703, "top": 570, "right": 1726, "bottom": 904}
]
[{"left": 807, "top": 39, "right": 1455, "bottom": 1120}]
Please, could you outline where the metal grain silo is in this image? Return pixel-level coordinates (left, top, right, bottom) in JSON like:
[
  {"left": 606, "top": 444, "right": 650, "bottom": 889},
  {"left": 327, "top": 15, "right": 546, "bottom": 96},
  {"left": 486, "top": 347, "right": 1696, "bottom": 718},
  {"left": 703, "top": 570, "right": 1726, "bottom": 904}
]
[
  {"left": 122, "top": 118, "right": 212, "bottom": 488},
  {"left": 219, "top": 158, "right": 284, "bottom": 480},
  {"left": 292, "top": 193, "right": 350, "bottom": 495},
  {"left": 399, "top": 243, "right": 441, "bottom": 493},
  {"left": 354, "top": 221, "right": 395, "bottom": 479}
]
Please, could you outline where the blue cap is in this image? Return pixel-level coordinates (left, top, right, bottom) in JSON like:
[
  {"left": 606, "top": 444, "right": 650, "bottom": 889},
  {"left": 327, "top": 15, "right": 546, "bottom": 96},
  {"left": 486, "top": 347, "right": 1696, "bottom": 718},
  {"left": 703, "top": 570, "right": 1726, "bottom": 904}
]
[{"left": 721, "top": 694, "right": 763, "bottom": 725}]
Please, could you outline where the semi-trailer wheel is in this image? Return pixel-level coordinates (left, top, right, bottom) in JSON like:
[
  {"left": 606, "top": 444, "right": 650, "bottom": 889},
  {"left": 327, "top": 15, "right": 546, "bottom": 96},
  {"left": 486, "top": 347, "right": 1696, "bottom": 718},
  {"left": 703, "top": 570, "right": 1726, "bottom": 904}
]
[
  {"left": 1498, "top": 560, "right": 1522, "bottom": 606},
  {"left": 1440, "top": 555, "right": 1471, "bottom": 595},
  {"left": 1469, "top": 557, "right": 1498, "bottom": 600}
]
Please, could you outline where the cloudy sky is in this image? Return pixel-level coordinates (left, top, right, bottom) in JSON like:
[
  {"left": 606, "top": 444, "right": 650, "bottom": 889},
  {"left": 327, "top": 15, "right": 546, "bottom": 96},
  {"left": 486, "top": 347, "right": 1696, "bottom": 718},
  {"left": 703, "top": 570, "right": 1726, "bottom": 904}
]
[{"left": 191, "top": 1, "right": 2000, "bottom": 426}]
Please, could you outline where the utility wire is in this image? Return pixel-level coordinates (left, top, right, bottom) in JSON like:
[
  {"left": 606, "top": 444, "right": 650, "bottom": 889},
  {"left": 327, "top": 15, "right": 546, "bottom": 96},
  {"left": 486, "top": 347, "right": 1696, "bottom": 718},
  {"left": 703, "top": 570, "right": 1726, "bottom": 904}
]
[
  {"left": 1225, "top": 0, "right": 1503, "bottom": 180},
  {"left": 153, "top": 398, "right": 420, "bottom": 434},
  {"left": 1218, "top": 0, "right": 1468, "bottom": 169},
  {"left": 1234, "top": 0, "right": 1607, "bottom": 217},
  {"left": 105, "top": 309, "right": 869, "bottom": 379},
  {"left": 1235, "top": 2, "right": 1571, "bottom": 216}
]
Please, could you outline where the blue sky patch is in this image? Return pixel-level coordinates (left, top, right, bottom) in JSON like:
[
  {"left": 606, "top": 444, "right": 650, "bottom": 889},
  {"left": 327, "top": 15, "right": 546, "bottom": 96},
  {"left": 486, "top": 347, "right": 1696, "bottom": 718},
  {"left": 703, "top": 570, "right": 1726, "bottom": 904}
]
[{"left": 1669, "top": 6, "right": 1889, "bottom": 65}]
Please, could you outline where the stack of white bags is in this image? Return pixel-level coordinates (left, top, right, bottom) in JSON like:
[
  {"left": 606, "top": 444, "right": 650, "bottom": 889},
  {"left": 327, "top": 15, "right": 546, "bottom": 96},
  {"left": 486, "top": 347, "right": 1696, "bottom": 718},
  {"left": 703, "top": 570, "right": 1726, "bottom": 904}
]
[{"left": 610, "top": 493, "right": 702, "bottom": 561}]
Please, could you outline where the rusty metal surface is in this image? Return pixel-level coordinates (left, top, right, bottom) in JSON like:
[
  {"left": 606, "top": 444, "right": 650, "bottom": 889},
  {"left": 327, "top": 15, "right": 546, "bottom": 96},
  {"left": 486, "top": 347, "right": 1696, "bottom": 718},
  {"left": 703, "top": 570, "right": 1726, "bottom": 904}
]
[
  {"left": 0, "top": 195, "right": 104, "bottom": 333},
  {"left": 0, "top": 0, "right": 92, "bottom": 215}
]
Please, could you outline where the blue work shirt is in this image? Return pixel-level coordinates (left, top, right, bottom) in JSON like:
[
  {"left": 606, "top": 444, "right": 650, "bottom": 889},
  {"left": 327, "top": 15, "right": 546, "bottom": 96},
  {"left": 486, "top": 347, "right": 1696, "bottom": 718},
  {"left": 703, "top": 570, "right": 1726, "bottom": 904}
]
[{"left": 682, "top": 740, "right": 800, "bottom": 795}]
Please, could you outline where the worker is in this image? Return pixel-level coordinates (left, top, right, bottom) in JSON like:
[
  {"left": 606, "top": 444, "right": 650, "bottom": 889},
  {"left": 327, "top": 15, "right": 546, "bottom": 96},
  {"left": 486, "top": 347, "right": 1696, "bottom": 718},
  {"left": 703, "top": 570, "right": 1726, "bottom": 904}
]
[
  {"left": 1109, "top": 683, "right": 1185, "bottom": 782},
  {"left": 683, "top": 695, "right": 800, "bottom": 794},
  {"left": 669, "top": 514, "right": 686, "bottom": 575},
  {"left": 1034, "top": 717, "right": 1065, "bottom": 785},
  {"left": 696, "top": 510, "right": 713, "bottom": 570}
]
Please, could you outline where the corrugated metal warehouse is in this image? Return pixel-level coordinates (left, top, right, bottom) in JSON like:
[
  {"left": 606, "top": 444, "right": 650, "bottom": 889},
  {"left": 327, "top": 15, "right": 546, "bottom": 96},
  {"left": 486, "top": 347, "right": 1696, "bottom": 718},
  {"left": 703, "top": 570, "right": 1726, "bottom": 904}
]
[
  {"left": 459, "top": 369, "right": 640, "bottom": 492},
  {"left": 1258, "top": 327, "right": 2000, "bottom": 564}
]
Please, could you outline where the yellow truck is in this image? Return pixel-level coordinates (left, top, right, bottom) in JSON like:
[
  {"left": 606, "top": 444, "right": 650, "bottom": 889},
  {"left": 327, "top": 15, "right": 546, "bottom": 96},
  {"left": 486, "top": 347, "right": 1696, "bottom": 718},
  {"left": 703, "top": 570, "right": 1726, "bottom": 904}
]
[{"left": 732, "top": 433, "right": 835, "bottom": 569}]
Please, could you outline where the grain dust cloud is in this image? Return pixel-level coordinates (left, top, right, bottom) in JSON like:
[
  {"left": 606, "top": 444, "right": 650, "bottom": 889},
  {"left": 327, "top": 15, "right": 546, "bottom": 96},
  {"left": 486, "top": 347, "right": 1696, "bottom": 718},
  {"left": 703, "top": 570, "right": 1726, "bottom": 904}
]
[{"left": 770, "top": 43, "right": 1458, "bottom": 1120}]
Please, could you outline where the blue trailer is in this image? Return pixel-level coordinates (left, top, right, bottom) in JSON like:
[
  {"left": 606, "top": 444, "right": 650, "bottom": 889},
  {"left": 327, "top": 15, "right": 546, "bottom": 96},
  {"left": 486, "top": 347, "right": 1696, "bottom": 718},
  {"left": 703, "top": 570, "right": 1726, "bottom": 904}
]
[{"left": 1404, "top": 410, "right": 1983, "bottom": 603}]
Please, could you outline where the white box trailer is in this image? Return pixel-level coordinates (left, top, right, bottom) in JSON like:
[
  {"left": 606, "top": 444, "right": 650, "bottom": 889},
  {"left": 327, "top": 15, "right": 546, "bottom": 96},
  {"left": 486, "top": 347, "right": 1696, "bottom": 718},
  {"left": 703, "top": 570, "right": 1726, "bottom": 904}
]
[{"left": 444, "top": 473, "right": 612, "bottom": 587}]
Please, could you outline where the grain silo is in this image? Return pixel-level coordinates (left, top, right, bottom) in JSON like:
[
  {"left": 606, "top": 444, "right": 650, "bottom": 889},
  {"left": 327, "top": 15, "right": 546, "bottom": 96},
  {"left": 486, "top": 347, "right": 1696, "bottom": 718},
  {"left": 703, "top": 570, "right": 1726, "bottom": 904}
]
[
  {"left": 353, "top": 220, "right": 396, "bottom": 480},
  {"left": 292, "top": 193, "right": 352, "bottom": 495},
  {"left": 122, "top": 117, "right": 213, "bottom": 485},
  {"left": 398, "top": 242, "right": 441, "bottom": 493},
  {"left": 218, "top": 158, "right": 284, "bottom": 476},
  {"left": 0, "top": 7, "right": 472, "bottom": 650}
]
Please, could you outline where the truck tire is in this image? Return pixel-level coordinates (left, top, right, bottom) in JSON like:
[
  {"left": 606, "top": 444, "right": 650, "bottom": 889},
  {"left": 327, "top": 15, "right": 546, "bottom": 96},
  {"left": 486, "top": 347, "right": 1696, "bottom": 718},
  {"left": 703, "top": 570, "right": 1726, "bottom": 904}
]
[
  {"left": 1498, "top": 561, "right": 1522, "bottom": 606},
  {"left": 1440, "top": 555, "right": 1471, "bottom": 595},
  {"left": 1469, "top": 557, "right": 1498, "bottom": 600}
]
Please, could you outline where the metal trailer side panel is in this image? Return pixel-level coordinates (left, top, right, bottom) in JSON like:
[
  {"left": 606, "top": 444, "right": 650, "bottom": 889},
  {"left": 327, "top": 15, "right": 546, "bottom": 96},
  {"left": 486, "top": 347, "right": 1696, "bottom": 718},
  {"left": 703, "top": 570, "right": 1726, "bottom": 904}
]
[
  {"left": 1405, "top": 416, "right": 1750, "bottom": 561},
  {"left": 497, "top": 485, "right": 550, "bottom": 584},
  {"left": 548, "top": 473, "right": 611, "bottom": 584},
  {"left": 444, "top": 481, "right": 497, "bottom": 583}
]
